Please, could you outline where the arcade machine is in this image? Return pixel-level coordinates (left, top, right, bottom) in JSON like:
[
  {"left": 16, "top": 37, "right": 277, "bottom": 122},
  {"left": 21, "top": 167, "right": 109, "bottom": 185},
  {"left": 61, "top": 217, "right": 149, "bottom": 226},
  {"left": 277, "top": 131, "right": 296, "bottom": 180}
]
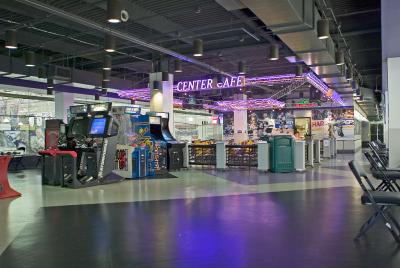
[
  {"left": 44, "top": 119, "right": 67, "bottom": 149},
  {"left": 40, "top": 119, "right": 68, "bottom": 185},
  {"left": 112, "top": 106, "right": 155, "bottom": 179},
  {"left": 148, "top": 112, "right": 185, "bottom": 171},
  {"left": 60, "top": 103, "right": 123, "bottom": 188}
]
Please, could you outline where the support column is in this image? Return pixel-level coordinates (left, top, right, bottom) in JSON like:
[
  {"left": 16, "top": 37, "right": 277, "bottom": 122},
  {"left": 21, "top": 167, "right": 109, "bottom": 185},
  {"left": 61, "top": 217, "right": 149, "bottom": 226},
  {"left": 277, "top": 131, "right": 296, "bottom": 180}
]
[
  {"left": 149, "top": 72, "right": 174, "bottom": 134},
  {"left": 233, "top": 94, "right": 248, "bottom": 143},
  {"left": 382, "top": 1, "right": 400, "bottom": 167},
  {"left": 55, "top": 92, "right": 74, "bottom": 123}
]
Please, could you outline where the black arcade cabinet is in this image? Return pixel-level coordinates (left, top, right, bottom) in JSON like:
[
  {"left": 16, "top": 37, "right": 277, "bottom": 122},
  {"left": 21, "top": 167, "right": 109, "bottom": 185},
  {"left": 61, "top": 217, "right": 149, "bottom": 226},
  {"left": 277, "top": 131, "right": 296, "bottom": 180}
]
[
  {"left": 61, "top": 103, "right": 123, "bottom": 188},
  {"left": 149, "top": 112, "right": 186, "bottom": 171}
]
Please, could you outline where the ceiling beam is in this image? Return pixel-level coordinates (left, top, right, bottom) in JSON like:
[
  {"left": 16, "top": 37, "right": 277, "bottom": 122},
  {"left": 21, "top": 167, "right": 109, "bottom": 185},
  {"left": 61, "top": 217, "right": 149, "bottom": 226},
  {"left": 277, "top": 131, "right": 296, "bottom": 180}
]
[
  {"left": 332, "top": 28, "right": 380, "bottom": 37},
  {"left": 335, "top": 8, "right": 380, "bottom": 18}
]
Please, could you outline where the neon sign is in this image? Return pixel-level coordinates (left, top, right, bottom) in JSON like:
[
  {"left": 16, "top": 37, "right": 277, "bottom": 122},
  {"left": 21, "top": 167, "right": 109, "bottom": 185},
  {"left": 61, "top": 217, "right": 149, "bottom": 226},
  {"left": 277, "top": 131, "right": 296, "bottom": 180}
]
[{"left": 175, "top": 76, "right": 245, "bottom": 92}]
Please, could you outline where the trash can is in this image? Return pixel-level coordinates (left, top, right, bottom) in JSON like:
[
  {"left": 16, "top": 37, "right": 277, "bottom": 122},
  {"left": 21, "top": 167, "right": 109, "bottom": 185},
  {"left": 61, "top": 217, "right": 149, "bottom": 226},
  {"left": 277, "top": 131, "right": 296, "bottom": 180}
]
[{"left": 269, "top": 135, "right": 294, "bottom": 173}]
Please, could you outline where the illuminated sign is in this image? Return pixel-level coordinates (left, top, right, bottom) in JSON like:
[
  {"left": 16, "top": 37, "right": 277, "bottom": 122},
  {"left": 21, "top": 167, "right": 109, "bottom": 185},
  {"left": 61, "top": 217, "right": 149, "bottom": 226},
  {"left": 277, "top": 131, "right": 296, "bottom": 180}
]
[
  {"left": 292, "top": 103, "right": 318, "bottom": 108},
  {"left": 176, "top": 76, "right": 245, "bottom": 92},
  {"left": 125, "top": 106, "right": 141, "bottom": 114}
]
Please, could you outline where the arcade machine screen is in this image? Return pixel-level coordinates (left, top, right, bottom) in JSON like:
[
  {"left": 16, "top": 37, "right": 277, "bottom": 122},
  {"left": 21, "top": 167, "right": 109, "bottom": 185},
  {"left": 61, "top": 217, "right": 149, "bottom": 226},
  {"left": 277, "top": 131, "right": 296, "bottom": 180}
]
[
  {"left": 70, "top": 118, "right": 89, "bottom": 136},
  {"left": 90, "top": 118, "right": 107, "bottom": 135}
]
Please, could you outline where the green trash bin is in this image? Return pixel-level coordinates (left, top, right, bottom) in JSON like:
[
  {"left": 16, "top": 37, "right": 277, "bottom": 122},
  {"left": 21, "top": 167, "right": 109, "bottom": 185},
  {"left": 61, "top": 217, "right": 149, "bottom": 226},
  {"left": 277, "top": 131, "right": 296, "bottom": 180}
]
[{"left": 269, "top": 135, "right": 294, "bottom": 173}]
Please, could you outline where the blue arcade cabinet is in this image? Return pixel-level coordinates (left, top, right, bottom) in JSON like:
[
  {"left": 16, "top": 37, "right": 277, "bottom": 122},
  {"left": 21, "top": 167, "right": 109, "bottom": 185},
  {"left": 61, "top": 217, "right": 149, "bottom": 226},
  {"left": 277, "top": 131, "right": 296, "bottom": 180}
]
[{"left": 113, "top": 106, "right": 155, "bottom": 179}]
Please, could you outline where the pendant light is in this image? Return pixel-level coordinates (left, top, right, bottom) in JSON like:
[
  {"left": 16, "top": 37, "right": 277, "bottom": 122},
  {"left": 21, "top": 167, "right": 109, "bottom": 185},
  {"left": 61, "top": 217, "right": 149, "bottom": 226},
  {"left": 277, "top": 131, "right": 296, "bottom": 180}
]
[
  {"left": 351, "top": 80, "right": 358, "bottom": 90},
  {"left": 153, "top": 80, "right": 161, "bottom": 91},
  {"left": 25, "top": 51, "right": 36, "bottom": 67},
  {"left": 238, "top": 61, "right": 246, "bottom": 75},
  {"left": 346, "top": 66, "right": 353, "bottom": 81},
  {"left": 103, "top": 54, "right": 112, "bottom": 70},
  {"left": 193, "top": 39, "right": 203, "bottom": 57},
  {"left": 104, "top": 33, "right": 116, "bottom": 52},
  {"left": 47, "top": 78, "right": 54, "bottom": 95},
  {"left": 5, "top": 29, "right": 17, "bottom": 49},
  {"left": 47, "top": 78, "right": 54, "bottom": 89},
  {"left": 269, "top": 44, "right": 279, "bottom": 60},
  {"left": 107, "top": 0, "right": 121, "bottom": 23},
  {"left": 162, "top": 72, "right": 169, "bottom": 82},
  {"left": 295, "top": 65, "right": 303, "bottom": 77},
  {"left": 317, "top": 19, "right": 330, "bottom": 40},
  {"left": 101, "top": 80, "right": 108, "bottom": 95},
  {"left": 335, "top": 49, "right": 344, "bottom": 65},
  {"left": 174, "top": 59, "right": 182, "bottom": 73},
  {"left": 102, "top": 69, "right": 111, "bottom": 81},
  {"left": 38, "top": 66, "right": 47, "bottom": 78}
]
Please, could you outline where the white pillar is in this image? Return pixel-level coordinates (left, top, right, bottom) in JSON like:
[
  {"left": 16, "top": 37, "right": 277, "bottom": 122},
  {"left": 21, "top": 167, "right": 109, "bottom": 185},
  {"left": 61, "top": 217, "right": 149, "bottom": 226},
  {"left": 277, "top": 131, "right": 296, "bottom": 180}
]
[
  {"left": 382, "top": 1, "right": 400, "bottom": 167},
  {"left": 314, "top": 140, "right": 321, "bottom": 163},
  {"left": 55, "top": 92, "right": 74, "bottom": 123},
  {"left": 306, "top": 139, "right": 314, "bottom": 167},
  {"left": 149, "top": 72, "right": 174, "bottom": 134},
  {"left": 216, "top": 142, "right": 226, "bottom": 169},
  {"left": 233, "top": 94, "right": 248, "bottom": 143},
  {"left": 294, "top": 140, "right": 306, "bottom": 171},
  {"left": 257, "top": 141, "right": 269, "bottom": 171},
  {"left": 387, "top": 58, "right": 400, "bottom": 167}
]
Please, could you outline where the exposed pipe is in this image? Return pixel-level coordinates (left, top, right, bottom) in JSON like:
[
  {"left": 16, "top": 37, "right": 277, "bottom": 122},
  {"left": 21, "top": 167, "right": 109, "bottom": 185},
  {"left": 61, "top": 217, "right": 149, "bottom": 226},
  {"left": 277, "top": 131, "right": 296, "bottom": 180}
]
[{"left": 14, "top": 0, "right": 232, "bottom": 77}]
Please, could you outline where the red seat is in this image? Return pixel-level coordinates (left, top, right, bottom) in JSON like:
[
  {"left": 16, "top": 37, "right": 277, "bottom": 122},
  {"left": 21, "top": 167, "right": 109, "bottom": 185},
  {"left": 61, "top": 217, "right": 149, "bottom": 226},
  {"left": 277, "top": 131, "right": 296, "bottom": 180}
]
[{"left": 0, "top": 156, "right": 21, "bottom": 199}]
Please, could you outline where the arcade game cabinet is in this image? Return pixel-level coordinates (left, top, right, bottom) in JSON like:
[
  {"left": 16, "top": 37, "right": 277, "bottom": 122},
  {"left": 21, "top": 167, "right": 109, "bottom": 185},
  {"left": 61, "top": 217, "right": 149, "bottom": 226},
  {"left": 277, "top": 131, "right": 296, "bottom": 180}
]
[
  {"left": 112, "top": 106, "right": 155, "bottom": 179},
  {"left": 61, "top": 103, "right": 123, "bottom": 188},
  {"left": 148, "top": 112, "right": 185, "bottom": 171},
  {"left": 40, "top": 119, "right": 68, "bottom": 185},
  {"left": 44, "top": 119, "right": 67, "bottom": 149}
]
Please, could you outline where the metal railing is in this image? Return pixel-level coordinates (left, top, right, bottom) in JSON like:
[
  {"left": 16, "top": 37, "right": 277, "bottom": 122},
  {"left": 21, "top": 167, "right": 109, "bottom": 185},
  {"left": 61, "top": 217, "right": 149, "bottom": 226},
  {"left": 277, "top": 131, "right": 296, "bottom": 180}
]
[
  {"left": 188, "top": 144, "right": 216, "bottom": 166},
  {"left": 226, "top": 144, "right": 257, "bottom": 167}
]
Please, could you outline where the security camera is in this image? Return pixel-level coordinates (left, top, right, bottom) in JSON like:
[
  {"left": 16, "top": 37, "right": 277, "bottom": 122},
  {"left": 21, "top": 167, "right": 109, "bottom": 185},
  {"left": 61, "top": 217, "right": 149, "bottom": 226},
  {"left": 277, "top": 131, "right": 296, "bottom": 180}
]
[{"left": 121, "top": 10, "right": 129, "bottom": 22}]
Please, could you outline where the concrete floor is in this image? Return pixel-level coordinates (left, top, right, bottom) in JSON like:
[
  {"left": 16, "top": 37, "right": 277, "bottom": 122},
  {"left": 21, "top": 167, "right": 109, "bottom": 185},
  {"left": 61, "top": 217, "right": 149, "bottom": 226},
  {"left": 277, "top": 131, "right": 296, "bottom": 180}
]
[{"left": 2, "top": 153, "right": 395, "bottom": 267}]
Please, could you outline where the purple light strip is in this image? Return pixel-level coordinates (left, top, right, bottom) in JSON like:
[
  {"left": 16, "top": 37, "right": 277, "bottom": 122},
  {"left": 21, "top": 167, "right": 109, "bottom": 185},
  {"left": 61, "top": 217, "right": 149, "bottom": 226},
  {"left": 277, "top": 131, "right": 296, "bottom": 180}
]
[
  {"left": 117, "top": 72, "right": 344, "bottom": 106},
  {"left": 209, "top": 98, "right": 285, "bottom": 111},
  {"left": 305, "top": 73, "right": 344, "bottom": 105}
]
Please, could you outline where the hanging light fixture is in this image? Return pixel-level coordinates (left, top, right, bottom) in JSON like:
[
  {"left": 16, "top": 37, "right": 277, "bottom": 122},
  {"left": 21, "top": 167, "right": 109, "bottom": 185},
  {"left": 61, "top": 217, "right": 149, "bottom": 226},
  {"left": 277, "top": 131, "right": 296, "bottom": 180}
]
[
  {"left": 295, "top": 65, "right": 303, "bottom": 77},
  {"left": 193, "top": 39, "right": 203, "bottom": 57},
  {"left": 25, "top": 51, "right": 36, "bottom": 67},
  {"left": 335, "top": 49, "right": 344, "bottom": 65},
  {"left": 107, "top": 0, "right": 121, "bottom": 23},
  {"left": 102, "top": 69, "right": 111, "bottom": 81},
  {"left": 5, "top": 29, "right": 17, "bottom": 49},
  {"left": 351, "top": 80, "right": 358, "bottom": 90},
  {"left": 174, "top": 59, "right": 182, "bottom": 73},
  {"left": 238, "top": 61, "right": 246, "bottom": 75},
  {"left": 47, "top": 78, "right": 54, "bottom": 89},
  {"left": 269, "top": 44, "right": 279, "bottom": 60},
  {"left": 153, "top": 80, "right": 161, "bottom": 91},
  {"left": 317, "top": 19, "right": 330, "bottom": 40},
  {"left": 38, "top": 66, "right": 47, "bottom": 78},
  {"left": 46, "top": 78, "right": 54, "bottom": 95},
  {"left": 216, "top": 73, "right": 224, "bottom": 84},
  {"left": 103, "top": 54, "right": 112, "bottom": 70},
  {"left": 346, "top": 66, "right": 353, "bottom": 81},
  {"left": 162, "top": 72, "right": 169, "bottom": 82},
  {"left": 101, "top": 80, "right": 108, "bottom": 95},
  {"left": 104, "top": 33, "right": 116, "bottom": 52}
]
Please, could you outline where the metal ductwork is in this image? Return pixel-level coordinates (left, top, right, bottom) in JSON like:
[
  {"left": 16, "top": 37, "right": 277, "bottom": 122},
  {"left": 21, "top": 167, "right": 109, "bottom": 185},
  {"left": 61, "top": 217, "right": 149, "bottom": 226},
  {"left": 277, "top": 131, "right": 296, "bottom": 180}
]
[
  {"left": 15, "top": 0, "right": 232, "bottom": 77},
  {"left": 226, "top": 0, "right": 351, "bottom": 94}
]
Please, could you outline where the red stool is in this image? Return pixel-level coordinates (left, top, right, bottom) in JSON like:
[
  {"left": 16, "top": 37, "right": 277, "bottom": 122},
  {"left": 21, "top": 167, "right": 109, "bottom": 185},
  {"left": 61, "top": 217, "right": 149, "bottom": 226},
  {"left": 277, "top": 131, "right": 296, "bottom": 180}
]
[{"left": 0, "top": 156, "right": 22, "bottom": 199}]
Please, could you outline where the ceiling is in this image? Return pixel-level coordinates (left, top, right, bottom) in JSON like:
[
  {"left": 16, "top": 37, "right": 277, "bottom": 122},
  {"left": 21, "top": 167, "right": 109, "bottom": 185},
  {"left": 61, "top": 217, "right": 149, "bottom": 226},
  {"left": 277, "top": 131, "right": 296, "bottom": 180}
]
[
  {"left": 325, "top": 0, "right": 381, "bottom": 90},
  {"left": 0, "top": 0, "right": 382, "bottom": 118}
]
